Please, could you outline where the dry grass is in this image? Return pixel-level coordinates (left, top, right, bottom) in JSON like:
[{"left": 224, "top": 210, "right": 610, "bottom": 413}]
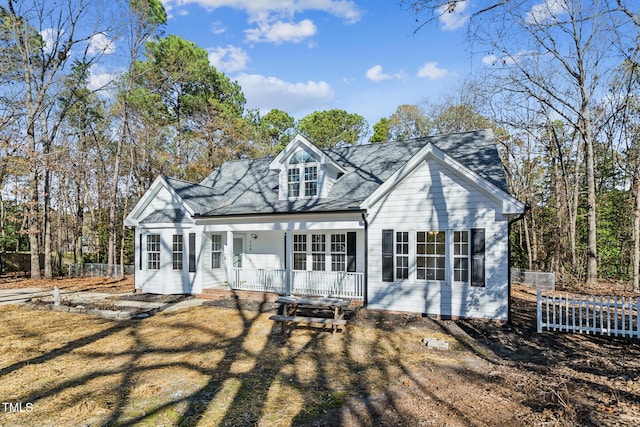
[
  {"left": 0, "top": 276, "right": 134, "bottom": 293},
  {"left": 0, "top": 303, "right": 458, "bottom": 426}
]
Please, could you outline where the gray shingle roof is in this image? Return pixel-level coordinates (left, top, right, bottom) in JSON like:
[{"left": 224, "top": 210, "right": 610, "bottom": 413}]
[
  {"left": 162, "top": 129, "right": 508, "bottom": 218},
  {"left": 139, "top": 209, "right": 189, "bottom": 224}
]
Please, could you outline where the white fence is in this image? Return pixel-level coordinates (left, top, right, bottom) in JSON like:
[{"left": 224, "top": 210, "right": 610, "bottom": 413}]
[
  {"left": 537, "top": 290, "right": 640, "bottom": 338},
  {"left": 231, "top": 268, "right": 364, "bottom": 300},
  {"left": 67, "top": 263, "right": 134, "bottom": 279},
  {"left": 512, "top": 268, "right": 555, "bottom": 290}
]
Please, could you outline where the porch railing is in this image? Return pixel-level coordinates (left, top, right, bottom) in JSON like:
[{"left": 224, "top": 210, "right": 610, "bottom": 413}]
[
  {"left": 231, "top": 268, "right": 364, "bottom": 300},
  {"left": 233, "top": 268, "right": 287, "bottom": 293},
  {"left": 291, "top": 270, "right": 363, "bottom": 299}
]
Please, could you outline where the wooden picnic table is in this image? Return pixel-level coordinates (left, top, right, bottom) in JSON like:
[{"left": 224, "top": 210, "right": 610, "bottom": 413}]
[{"left": 269, "top": 295, "right": 351, "bottom": 337}]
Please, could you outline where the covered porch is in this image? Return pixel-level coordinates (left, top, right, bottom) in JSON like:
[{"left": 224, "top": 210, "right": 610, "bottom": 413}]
[
  {"left": 199, "top": 212, "right": 366, "bottom": 300},
  {"left": 232, "top": 268, "right": 363, "bottom": 299}
]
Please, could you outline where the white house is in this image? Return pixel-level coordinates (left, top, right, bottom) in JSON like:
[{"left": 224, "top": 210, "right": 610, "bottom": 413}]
[{"left": 124, "top": 130, "right": 524, "bottom": 320}]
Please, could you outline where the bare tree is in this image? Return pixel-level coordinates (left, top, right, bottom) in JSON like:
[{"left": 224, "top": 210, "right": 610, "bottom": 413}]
[
  {"left": 408, "top": 0, "right": 640, "bottom": 284},
  {"left": 106, "top": 0, "right": 166, "bottom": 273}
]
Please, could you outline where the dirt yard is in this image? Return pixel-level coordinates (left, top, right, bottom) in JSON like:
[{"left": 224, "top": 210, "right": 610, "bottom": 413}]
[{"left": 0, "top": 277, "right": 638, "bottom": 426}]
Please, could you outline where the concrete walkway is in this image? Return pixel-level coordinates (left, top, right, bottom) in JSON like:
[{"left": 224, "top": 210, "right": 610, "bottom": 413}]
[{"left": 0, "top": 288, "right": 49, "bottom": 305}]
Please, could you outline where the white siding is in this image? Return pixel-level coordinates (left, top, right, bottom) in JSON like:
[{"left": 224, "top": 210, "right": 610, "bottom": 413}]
[
  {"left": 366, "top": 158, "right": 510, "bottom": 320},
  {"left": 200, "top": 232, "right": 228, "bottom": 287},
  {"left": 135, "top": 227, "right": 201, "bottom": 294},
  {"left": 140, "top": 186, "right": 185, "bottom": 219}
]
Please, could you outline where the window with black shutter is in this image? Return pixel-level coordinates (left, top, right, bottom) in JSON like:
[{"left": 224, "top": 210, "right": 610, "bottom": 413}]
[
  {"left": 382, "top": 229, "right": 394, "bottom": 282},
  {"left": 471, "top": 228, "right": 485, "bottom": 287},
  {"left": 188, "top": 233, "right": 196, "bottom": 273},
  {"left": 347, "top": 232, "right": 356, "bottom": 272}
]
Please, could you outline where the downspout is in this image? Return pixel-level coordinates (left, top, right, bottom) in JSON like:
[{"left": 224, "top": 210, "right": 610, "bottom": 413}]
[
  {"left": 361, "top": 210, "right": 368, "bottom": 306},
  {"left": 507, "top": 210, "right": 527, "bottom": 324}
]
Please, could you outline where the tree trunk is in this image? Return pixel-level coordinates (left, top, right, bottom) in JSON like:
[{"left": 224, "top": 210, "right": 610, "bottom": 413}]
[
  {"left": 43, "top": 166, "right": 52, "bottom": 278},
  {"left": 583, "top": 120, "right": 598, "bottom": 284},
  {"left": 28, "top": 166, "right": 41, "bottom": 279},
  {"left": 108, "top": 105, "right": 127, "bottom": 273},
  {"left": 75, "top": 180, "right": 84, "bottom": 265},
  {"left": 523, "top": 214, "right": 532, "bottom": 270}
]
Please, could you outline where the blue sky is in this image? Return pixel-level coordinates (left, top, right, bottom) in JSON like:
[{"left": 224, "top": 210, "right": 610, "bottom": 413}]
[{"left": 150, "top": 0, "right": 476, "bottom": 128}]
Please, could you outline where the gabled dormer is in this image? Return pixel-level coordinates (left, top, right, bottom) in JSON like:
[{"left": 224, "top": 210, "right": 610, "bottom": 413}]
[{"left": 269, "top": 134, "right": 347, "bottom": 201}]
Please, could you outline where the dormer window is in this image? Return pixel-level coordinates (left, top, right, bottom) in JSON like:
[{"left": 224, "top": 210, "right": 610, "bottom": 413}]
[
  {"left": 288, "top": 149, "right": 318, "bottom": 198},
  {"left": 270, "top": 134, "right": 347, "bottom": 201},
  {"left": 304, "top": 165, "right": 317, "bottom": 196}
]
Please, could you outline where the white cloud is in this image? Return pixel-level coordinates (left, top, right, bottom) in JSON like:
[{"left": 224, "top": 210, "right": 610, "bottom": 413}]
[
  {"left": 235, "top": 73, "right": 334, "bottom": 114},
  {"left": 526, "top": 0, "right": 568, "bottom": 24},
  {"left": 87, "top": 65, "right": 117, "bottom": 93},
  {"left": 160, "top": 0, "right": 363, "bottom": 24},
  {"left": 40, "top": 28, "right": 63, "bottom": 54},
  {"left": 365, "top": 65, "right": 406, "bottom": 82},
  {"left": 211, "top": 21, "right": 226, "bottom": 35},
  {"left": 417, "top": 62, "right": 448, "bottom": 79},
  {"left": 482, "top": 54, "right": 498, "bottom": 65},
  {"left": 365, "top": 65, "right": 392, "bottom": 82},
  {"left": 245, "top": 19, "right": 316, "bottom": 44},
  {"left": 438, "top": 0, "right": 469, "bottom": 31},
  {"left": 208, "top": 45, "right": 249, "bottom": 73},
  {"left": 87, "top": 33, "right": 115, "bottom": 56},
  {"left": 481, "top": 50, "right": 539, "bottom": 66}
]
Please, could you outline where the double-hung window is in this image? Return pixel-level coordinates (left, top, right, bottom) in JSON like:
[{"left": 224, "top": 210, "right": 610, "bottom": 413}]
[
  {"left": 396, "top": 232, "right": 409, "bottom": 279},
  {"left": 288, "top": 149, "right": 318, "bottom": 198},
  {"left": 453, "top": 231, "right": 469, "bottom": 283},
  {"left": 172, "top": 234, "right": 183, "bottom": 270},
  {"left": 416, "top": 231, "right": 446, "bottom": 280},
  {"left": 304, "top": 166, "right": 318, "bottom": 197},
  {"left": 211, "top": 234, "right": 222, "bottom": 269},
  {"left": 287, "top": 168, "right": 300, "bottom": 197},
  {"left": 331, "top": 234, "right": 346, "bottom": 271},
  {"left": 293, "top": 234, "right": 307, "bottom": 270},
  {"left": 147, "top": 234, "right": 160, "bottom": 270},
  {"left": 311, "top": 234, "right": 325, "bottom": 271}
]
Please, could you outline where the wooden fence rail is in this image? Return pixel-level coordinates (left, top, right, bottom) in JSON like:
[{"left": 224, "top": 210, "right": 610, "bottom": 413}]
[{"left": 537, "top": 290, "right": 640, "bottom": 338}]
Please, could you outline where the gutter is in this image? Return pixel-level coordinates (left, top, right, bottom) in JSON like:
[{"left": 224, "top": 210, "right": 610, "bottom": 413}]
[
  {"left": 507, "top": 208, "right": 528, "bottom": 324},
  {"left": 192, "top": 208, "right": 364, "bottom": 220},
  {"left": 361, "top": 210, "right": 369, "bottom": 306}
]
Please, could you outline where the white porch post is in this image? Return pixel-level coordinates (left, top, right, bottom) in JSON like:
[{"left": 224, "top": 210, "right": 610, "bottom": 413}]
[
  {"left": 226, "top": 230, "right": 233, "bottom": 288},
  {"left": 285, "top": 231, "right": 292, "bottom": 294}
]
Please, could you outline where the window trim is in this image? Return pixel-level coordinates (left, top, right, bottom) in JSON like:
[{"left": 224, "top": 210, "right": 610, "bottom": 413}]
[
  {"left": 287, "top": 150, "right": 319, "bottom": 199},
  {"left": 311, "top": 234, "right": 326, "bottom": 271},
  {"left": 211, "top": 234, "right": 222, "bottom": 269},
  {"left": 330, "top": 233, "right": 347, "bottom": 272},
  {"left": 293, "top": 234, "right": 307, "bottom": 271},
  {"left": 172, "top": 234, "right": 183, "bottom": 270},
  {"left": 147, "top": 234, "right": 160, "bottom": 270},
  {"left": 453, "top": 230, "right": 469, "bottom": 284},
  {"left": 395, "top": 231, "right": 409, "bottom": 280},
  {"left": 287, "top": 167, "right": 300, "bottom": 198},
  {"left": 416, "top": 231, "right": 446, "bottom": 281}
]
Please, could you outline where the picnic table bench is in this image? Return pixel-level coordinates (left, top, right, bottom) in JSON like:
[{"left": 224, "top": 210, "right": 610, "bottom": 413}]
[{"left": 269, "top": 295, "right": 350, "bottom": 337}]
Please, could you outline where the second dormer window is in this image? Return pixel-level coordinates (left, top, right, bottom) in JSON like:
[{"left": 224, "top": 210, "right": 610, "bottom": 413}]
[{"left": 288, "top": 149, "right": 318, "bottom": 198}]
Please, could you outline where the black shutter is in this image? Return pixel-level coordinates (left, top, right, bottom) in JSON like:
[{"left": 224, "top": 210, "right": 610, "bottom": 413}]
[
  {"left": 188, "top": 233, "right": 196, "bottom": 273},
  {"left": 471, "top": 228, "right": 485, "bottom": 287},
  {"left": 347, "top": 232, "right": 356, "bottom": 272},
  {"left": 382, "top": 229, "right": 394, "bottom": 282},
  {"left": 139, "top": 233, "right": 143, "bottom": 270},
  {"left": 284, "top": 233, "right": 287, "bottom": 270}
]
